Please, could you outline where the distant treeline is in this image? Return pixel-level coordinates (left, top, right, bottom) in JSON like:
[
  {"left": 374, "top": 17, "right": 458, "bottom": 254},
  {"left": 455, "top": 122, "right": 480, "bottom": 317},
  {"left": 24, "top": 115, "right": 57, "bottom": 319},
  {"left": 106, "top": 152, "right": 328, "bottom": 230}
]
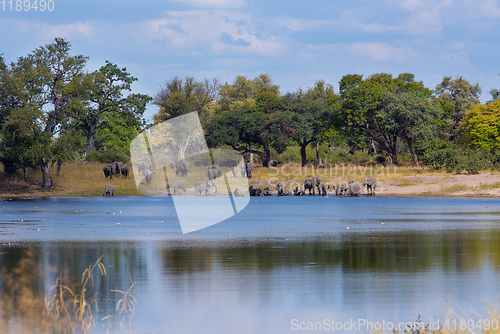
[{"left": 1, "top": 38, "right": 500, "bottom": 188}]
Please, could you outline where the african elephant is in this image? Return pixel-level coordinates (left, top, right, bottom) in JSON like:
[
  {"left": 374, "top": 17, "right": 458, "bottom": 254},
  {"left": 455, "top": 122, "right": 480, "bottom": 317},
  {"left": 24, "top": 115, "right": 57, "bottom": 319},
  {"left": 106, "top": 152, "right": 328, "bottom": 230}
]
[
  {"left": 121, "top": 166, "right": 129, "bottom": 179},
  {"left": 103, "top": 184, "right": 115, "bottom": 196},
  {"left": 319, "top": 182, "right": 329, "bottom": 196},
  {"left": 294, "top": 185, "right": 305, "bottom": 196},
  {"left": 111, "top": 162, "right": 121, "bottom": 176},
  {"left": 173, "top": 160, "right": 191, "bottom": 177},
  {"left": 363, "top": 177, "right": 377, "bottom": 195},
  {"left": 103, "top": 165, "right": 113, "bottom": 179},
  {"left": 336, "top": 183, "right": 348, "bottom": 196},
  {"left": 167, "top": 180, "right": 188, "bottom": 195},
  {"left": 276, "top": 182, "right": 286, "bottom": 196},
  {"left": 245, "top": 162, "right": 255, "bottom": 179},
  {"left": 194, "top": 180, "right": 217, "bottom": 195},
  {"left": 346, "top": 180, "right": 362, "bottom": 197},
  {"left": 241, "top": 164, "right": 247, "bottom": 177},
  {"left": 231, "top": 167, "right": 238, "bottom": 178},
  {"left": 262, "top": 186, "right": 273, "bottom": 196},
  {"left": 249, "top": 185, "right": 262, "bottom": 196},
  {"left": 137, "top": 161, "right": 153, "bottom": 176},
  {"left": 143, "top": 169, "right": 154, "bottom": 184},
  {"left": 233, "top": 187, "right": 246, "bottom": 197},
  {"left": 206, "top": 165, "right": 223, "bottom": 180},
  {"left": 283, "top": 189, "right": 292, "bottom": 196},
  {"left": 304, "top": 177, "right": 322, "bottom": 195}
]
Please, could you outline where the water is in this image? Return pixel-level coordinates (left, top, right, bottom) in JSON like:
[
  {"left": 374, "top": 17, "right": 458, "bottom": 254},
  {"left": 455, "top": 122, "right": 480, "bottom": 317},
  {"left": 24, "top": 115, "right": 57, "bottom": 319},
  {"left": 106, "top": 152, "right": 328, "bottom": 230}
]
[{"left": 1, "top": 196, "right": 500, "bottom": 333}]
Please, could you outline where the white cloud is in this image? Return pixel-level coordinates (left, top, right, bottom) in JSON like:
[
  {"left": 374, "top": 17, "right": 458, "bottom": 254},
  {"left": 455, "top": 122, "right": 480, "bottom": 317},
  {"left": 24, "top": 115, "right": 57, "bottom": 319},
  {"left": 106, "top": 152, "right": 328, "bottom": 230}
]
[
  {"left": 479, "top": 0, "right": 500, "bottom": 18},
  {"left": 350, "top": 42, "right": 417, "bottom": 62},
  {"left": 143, "top": 10, "right": 284, "bottom": 56},
  {"left": 169, "top": 0, "right": 247, "bottom": 9}
]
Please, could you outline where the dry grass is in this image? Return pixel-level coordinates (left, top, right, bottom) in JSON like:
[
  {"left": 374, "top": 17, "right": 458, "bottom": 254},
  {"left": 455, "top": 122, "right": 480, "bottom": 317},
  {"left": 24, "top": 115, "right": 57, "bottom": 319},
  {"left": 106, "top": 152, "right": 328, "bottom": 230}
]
[
  {"left": 476, "top": 182, "right": 500, "bottom": 190},
  {"left": 0, "top": 251, "right": 136, "bottom": 334},
  {"left": 396, "top": 180, "right": 420, "bottom": 187},
  {"left": 442, "top": 184, "right": 470, "bottom": 193}
]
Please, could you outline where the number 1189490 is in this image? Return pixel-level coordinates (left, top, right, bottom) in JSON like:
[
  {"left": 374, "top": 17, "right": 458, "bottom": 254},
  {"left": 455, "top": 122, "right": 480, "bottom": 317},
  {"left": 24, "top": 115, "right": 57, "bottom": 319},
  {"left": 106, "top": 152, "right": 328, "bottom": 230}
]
[{"left": 1, "top": 0, "right": 54, "bottom": 11}]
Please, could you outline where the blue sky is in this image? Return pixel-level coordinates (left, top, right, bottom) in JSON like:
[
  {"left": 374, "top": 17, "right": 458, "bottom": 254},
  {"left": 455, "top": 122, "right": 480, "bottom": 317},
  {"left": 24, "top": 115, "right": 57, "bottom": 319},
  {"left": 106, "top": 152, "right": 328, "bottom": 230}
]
[{"left": 1, "top": 0, "right": 499, "bottom": 121}]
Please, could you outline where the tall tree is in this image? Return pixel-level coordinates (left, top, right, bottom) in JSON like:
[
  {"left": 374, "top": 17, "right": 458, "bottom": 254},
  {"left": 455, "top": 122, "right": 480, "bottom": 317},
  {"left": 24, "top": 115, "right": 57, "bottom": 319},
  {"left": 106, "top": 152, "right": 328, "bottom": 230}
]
[
  {"left": 278, "top": 89, "right": 331, "bottom": 166},
  {"left": 153, "top": 76, "right": 219, "bottom": 125},
  {"left": 0, "top": 38, "right": 87, "bottom": 188},
  {"left": 330, "top": 73, "right": 437, "bottom": 165},
  {"left": 74, "top": 61, "right": 151, "bottom": 156},
  {"left": 434, "top": 76, "right": 481, "bottom": 141}
]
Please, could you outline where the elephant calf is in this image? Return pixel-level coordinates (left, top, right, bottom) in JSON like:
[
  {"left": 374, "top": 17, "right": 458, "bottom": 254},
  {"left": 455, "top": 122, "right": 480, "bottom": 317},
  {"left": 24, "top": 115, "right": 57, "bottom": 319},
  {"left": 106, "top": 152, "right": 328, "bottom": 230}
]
[
  {"left": 363, "top": 177, "right": 377, "bottom": 195},
  {"left": 262, "top": 186, "right": 273, "bottom": 196},
  {"left": 166, "top": 180, "right": 188, "bottom": 195},
  {"left": 103, "top": 184, "right": 115, "bottom": 196},
  {"left": 319, "top": 182, "right": 329, "bottom": 196},
  {"left": 143, "top": 169, "right": 154, "bottom": 184},
  {"left": 346, "top": 180, "right": 361, "bottom": 197},
  {"left": 233, "top": 187, "right": 247, "bottom": 197},
  {"left": 249, "top": 185, "right": 262, "bottom": 196},
  {"left": 294, "top": 185, "right": 305, "bottom": 196},
  {"left": 336, "top": 183, "right": 348, "bottom": 196},
  {"left": 195, "top": 180, "right": 217, "bottom": 195}
]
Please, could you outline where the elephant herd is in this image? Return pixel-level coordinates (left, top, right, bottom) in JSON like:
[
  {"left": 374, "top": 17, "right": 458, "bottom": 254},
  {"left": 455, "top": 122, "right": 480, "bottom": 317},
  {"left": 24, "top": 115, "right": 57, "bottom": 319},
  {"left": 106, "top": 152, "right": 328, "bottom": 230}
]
[
  {"left": 165, "top": 161, "right": 255, "bottom": 196},
  {"left": 103, "top": 161, "right": 130, "bottom": 196},
  {"left": 103, "top": 161, "right": 129, "bottom": 180},
  {"left": 248, "top": 176, "right": 378, "bottom": 197}
]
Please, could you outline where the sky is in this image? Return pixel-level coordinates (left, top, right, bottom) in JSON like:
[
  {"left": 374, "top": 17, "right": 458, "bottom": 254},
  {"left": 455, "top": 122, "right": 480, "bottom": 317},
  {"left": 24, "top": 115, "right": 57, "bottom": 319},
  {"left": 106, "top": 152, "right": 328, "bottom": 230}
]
[{"left": 1, "top": 0, "right": 499, "bottom": 121}]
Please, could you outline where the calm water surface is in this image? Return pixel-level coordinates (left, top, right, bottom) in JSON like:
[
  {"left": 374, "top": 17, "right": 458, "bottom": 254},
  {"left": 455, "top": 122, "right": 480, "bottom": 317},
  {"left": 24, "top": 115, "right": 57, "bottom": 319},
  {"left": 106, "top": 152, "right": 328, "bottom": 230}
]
[{"left": 1, "top": 196, "right": 500, "bottom": 333}]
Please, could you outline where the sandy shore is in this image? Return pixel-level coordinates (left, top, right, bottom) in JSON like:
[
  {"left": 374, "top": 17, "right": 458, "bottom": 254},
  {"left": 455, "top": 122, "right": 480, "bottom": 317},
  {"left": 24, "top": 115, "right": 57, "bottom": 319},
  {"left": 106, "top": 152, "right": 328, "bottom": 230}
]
[{"left": 364, "top": 173, "right": 500, "bottom": 197}]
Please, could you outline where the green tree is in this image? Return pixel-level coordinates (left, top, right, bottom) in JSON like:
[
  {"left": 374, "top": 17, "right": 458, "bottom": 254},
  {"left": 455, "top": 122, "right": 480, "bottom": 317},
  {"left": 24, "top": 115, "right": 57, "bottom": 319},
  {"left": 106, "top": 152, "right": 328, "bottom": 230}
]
[
  {"left": 153, "top": 76, "right": 220, "bottom": 125},
  {"left": 434, "top": 76, "right": 481, "bottom": 141},
  {"left": 461, "top": 99, "right": 500, "bottom": 150},
  {"left": 490, "top": 74, "right": 500, "bottom": 102},
  {"left": 75, "top": 61, "right": 151, "bottom": 156},
  {"left": 330, "top": 73, "right": 437, "bottom": 165},
  {"left": 0, "top": 38, "right": 87, "bottom": 188},
  {"left": 277, "top": 89, "right": 331, "bottom": 166}
]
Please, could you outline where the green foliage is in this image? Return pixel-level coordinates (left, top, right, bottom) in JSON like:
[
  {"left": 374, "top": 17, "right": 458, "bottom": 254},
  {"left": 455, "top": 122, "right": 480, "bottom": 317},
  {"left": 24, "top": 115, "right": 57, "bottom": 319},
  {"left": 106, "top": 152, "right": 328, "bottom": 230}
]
[
  {"left": 85, "top": 150, "right": 129, "bottom": 163},
  {"left": 434, "top": 76, "right": 482, "bottom": 141},
  {"left": 462, "top": 99, "right": 500, "bottom": 150},
  {"left": 153, "top": 76, "right": 219, "bottom": 125},
  {"left": 420, "top": 141, "right": 498, "bottom": 174},
  {"left": 330, "top": 72, "right": 438, "bottom": 165}
]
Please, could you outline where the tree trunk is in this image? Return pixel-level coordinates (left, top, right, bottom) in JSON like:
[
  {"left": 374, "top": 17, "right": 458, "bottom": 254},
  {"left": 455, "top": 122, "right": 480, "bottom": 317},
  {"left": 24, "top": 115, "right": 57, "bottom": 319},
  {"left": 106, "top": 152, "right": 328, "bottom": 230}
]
[
  {"left": 300, "top": 144, "right": 307, "bottom": 167},
  {"left": 57, "top": 160, "right": 64, "bottom": 175},
  {"left": 262, "top": 143, "right": 271, "bottom": 167},
  {"left": 406, "top": 136, "right": 419, "bottom": 166},
  {"left": 369, "top": 139, "right": 378, "bottom": 155},
  {"left": 40, "top": 158, "right": 54, "bottom": 189},
  {"left": 85, "top": 122, "right": 97, "bottom": 156},
  {"left": 315, "top": 140, "right": 323, "bottom": 166},
  {"left": 23, "top": 167, "right": 28, "bottom": 182},
  {"left": 249, "top": 145, "right": 254, "bottom": 163}
]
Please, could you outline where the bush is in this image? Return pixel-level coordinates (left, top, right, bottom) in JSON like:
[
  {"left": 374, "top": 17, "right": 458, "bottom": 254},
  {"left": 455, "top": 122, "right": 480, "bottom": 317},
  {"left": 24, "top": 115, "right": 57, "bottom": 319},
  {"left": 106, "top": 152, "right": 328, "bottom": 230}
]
[
  {"left": 85, "top": 151, "right": 130, "bottom": 163},
  {"left": 420, "top": 141, "right": 494, "bottom": 174}
]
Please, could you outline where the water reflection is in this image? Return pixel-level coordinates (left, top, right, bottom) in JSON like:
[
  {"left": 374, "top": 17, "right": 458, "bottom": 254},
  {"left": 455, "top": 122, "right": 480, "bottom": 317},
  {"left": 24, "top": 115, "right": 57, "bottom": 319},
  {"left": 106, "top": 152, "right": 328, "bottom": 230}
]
[
  {"left": 2, "top": 197, "right": 500, "bottom": 333},
  {"left": 1, "top": 226, "right": 500, "bottom": 332}
]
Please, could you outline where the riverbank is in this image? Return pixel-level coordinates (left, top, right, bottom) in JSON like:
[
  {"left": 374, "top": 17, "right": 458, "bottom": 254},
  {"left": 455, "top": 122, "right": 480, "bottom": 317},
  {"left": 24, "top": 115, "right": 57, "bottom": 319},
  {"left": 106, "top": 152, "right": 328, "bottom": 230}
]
[{"left": 1, "top": 162, "right": 500, "bottom": 197}]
